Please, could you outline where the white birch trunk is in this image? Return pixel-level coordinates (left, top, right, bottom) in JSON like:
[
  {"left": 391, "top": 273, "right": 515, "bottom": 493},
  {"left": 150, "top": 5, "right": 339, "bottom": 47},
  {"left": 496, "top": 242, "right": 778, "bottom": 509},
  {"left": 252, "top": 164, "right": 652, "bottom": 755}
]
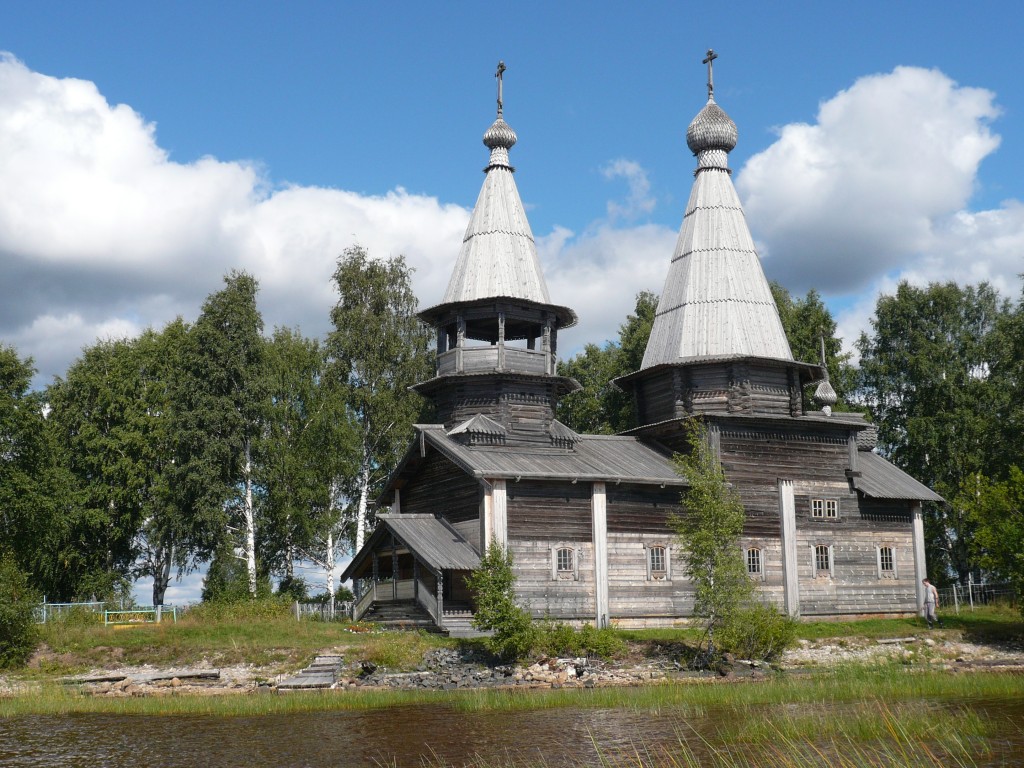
[
  {"left": 354, "top": 451, "right": 371, "bottom": 552},
  {"left": 243, "top": 439, "right": 258, "bottom": 597},
  {"left": 326, "top": 531, "right": 336, "bottom": 620}
]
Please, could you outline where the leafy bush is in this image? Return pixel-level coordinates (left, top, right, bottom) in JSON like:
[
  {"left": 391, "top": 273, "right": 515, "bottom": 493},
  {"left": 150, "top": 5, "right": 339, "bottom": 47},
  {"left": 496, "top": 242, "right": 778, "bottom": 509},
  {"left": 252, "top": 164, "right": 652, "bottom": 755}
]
[
  {"left": 0, "top": 553, "right": 39, "bottom": 668},
  {"left": 717, "top": 601, "right": 797, "bottom": 661},
  {"left": 466, "top": 544, "right": 538, "bottom": 660},
  {"left": 535, "top": 622, "right": 626, "bottom": 660}
]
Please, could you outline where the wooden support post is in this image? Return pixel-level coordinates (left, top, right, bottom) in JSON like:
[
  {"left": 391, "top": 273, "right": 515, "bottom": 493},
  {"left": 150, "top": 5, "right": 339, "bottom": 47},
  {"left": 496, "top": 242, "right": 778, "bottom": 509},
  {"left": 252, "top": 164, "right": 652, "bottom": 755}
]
[
  {"left": 911, "top": 503, "right": 926, "bottom": 614},
  {"left": 456, "top": 315, "right": 466, "bottom": 373},
  {"left": 436, "top": 571, "right": 445, "bottom": 630},
  {"left": 391, "top": 489, "right": 401, "bottom": 515},
  {"left": 492, "top": 480, "right": 507, "bottom": 548},
  {"left": 391, "top": 535, "right": 398, "bottom": 601},
  {"left": 778, "top": 479, "right": 799, "bottom": 617},
  {"left": 413, "top": 560, "right": 419, "bottom": 600},
  {"left": 592, "top": 482, "right": 609, "bottom": 628},
  {"left": 497, "top": 312, "right": 505, "bottom": 371}
]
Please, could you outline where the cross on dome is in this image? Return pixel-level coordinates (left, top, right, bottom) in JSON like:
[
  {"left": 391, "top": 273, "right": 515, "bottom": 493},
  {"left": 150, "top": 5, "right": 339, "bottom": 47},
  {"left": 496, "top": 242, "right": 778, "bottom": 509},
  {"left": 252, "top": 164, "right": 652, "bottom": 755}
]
[{"left": 702, "top": 49, "right": 718, "bottom": 100}]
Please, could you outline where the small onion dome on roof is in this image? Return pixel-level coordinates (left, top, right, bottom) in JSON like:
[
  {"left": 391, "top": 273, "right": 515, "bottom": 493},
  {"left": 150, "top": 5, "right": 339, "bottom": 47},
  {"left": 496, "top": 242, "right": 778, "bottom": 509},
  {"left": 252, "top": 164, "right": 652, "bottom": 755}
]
[
  {"left": 483, "top": 117, "right": 517, "bottom": 150},
  {"left": 686, "top": 98, "right": 738, "bottom": 155}
]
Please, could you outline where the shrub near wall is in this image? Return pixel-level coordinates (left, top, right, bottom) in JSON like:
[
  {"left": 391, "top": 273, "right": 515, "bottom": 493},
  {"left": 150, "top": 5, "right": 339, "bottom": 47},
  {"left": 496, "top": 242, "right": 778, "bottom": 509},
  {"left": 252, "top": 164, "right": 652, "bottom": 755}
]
[{"left": 0, "top": 553, "right": 39, "bottom": 668}]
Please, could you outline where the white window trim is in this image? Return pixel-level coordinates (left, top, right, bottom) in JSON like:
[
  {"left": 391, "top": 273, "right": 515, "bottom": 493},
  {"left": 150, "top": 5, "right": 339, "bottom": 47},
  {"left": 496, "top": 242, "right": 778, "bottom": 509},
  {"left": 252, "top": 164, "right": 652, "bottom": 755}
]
[
  {"left": 811, "top": 543, "right": 834, "bottom": 578},
  {"left": 745, "top": 546, "right": 766, "bottom": 581},
  {"left": 811, "top": 498, "right": 839, "bottom": 519},
  {"left": 551, "top": 543, "right": 581, "bottom": 582},
  {"left": 644, "top": 543, "right": 671, "bottom": 581},
  {"left": 876, "top": 545, "right": 898, "bottom": 579}
]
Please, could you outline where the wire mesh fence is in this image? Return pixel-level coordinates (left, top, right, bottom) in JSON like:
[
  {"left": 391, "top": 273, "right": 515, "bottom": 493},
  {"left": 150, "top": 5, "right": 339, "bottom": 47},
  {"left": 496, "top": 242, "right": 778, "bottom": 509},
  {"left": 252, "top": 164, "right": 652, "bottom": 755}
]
[
  {"left": 293, "top": 600, "right": 354, "bottom": 621},
  {"left": 937, "top": 580, "right": 1016, "bottom": 614}
]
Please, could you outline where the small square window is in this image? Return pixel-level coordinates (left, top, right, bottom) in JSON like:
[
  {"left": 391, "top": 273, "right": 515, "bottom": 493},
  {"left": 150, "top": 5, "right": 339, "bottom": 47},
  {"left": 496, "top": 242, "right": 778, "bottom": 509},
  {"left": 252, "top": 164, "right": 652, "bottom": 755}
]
[
  {"left": 746, "top": 548, "right": 762, "bottom": 576},
  {"left": 811, "top": 499, "right": 838, "bottom": 518}
]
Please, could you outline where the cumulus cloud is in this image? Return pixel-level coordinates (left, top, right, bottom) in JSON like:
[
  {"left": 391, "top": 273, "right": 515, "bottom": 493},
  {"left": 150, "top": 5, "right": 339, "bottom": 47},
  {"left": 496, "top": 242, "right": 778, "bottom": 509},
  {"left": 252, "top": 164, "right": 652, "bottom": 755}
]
[
  {"left": 600, "top": 159, "right": 657, "bottom": 222},
  {"left": 737, "top": 66, "right": 1004, "bottom": 295}
]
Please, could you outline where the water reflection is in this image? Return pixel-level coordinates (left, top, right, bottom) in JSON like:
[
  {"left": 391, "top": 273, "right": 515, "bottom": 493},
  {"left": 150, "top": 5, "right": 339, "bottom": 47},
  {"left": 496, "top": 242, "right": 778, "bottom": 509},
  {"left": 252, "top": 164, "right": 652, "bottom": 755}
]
[{"left": 1, "top": 697, "right": 1021, "bottom": 767}]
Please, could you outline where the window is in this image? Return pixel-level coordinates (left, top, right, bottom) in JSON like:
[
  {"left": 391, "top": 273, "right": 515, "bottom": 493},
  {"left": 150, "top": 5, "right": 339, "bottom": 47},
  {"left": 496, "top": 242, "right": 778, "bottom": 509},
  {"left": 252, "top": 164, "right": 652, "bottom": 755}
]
[
  {"left": 878, "top": 546, "right": 896, "bottom": 579},
  {"left": 648, "top": 546, "right": 667, "bottom": 580},
  {"left": 746, "top": 547, "right": 763, "bottom": 578},
  {"left": 813, "top": 544, "right": 832, "bottom": 577},
  {"left": 811, "top": 498, "right": 838, "bottom": 519},
  {"left": 552, "top": 545, "right": 579, "bottom": 581},
  {"left": 556, "top": 547, "right": 574, "bottom": 574}
]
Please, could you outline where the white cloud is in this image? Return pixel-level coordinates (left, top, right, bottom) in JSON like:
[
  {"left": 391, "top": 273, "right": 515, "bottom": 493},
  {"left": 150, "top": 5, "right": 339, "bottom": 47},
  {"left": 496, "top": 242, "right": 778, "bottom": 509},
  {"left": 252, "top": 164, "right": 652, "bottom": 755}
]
[
  {"left": 736, "top": 65, "right": 1023, "bottom": 355},
  {"left": 600, "top": 159, "right": 656, "bottom": 222},
  {"left": 737, "top": 66, "right": 1004, "bottom": 295}
]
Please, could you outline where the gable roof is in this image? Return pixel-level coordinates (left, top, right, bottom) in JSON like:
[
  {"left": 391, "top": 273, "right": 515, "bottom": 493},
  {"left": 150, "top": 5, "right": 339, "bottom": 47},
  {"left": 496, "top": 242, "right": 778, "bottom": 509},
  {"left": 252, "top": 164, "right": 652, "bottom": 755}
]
[
  {"left": 418, "top": 425, "right": 687, "bottom": 486},
  {"left": 340, "top": 514, "right": 480, "bottom": 582},
  {"left": 853, "top": 452, "right": 944, "bottom": 502}
]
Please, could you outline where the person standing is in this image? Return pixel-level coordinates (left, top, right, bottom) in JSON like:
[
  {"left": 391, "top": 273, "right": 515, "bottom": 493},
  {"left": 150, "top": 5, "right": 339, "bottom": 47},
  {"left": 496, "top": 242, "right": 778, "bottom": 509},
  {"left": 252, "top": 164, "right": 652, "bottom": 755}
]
[{"left": 922, "top": 578, "right": 942, "bottom": 628}]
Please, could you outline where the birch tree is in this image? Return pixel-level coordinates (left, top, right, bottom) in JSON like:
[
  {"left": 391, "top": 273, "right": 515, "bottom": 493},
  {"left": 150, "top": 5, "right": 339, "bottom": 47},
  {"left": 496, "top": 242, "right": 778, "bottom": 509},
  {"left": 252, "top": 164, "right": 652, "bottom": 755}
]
[
  {"left": 174, "top": 271, "right": 268, "bottom": 597},
  {"left": 260, "top": 327, "right": 354, "bottom": 605},
  {"left": 326, "top": 247, "right": 433, "bottom": 551}
]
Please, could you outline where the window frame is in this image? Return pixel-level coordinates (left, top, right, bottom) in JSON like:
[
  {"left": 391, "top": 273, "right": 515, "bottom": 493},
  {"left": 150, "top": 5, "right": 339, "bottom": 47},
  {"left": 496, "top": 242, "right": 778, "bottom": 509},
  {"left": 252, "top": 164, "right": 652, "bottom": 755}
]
[
  {"left": 811, "top": 498, "right": 838, "bottom": 519},
  {"left": 745, "top": 546, "right": 765, "bottom": 581},
  {"left": 551, "top": 544, "right": 580, "bottom": 581},
  {"left": 876, "top": 545, "right": 897, "bottom": 579},
  {"left": 811, "top": 543, "right": 834, "bottom": 578},
  {"left": 645, "top": 543, "right": 671, "bottom": 581}
]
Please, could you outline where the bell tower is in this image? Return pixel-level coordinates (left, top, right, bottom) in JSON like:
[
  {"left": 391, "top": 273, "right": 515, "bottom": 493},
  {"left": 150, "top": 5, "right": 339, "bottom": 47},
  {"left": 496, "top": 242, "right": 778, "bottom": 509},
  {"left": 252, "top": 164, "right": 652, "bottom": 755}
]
[{"left": 414, "top": 63, "right": 579, "bottom": 445}]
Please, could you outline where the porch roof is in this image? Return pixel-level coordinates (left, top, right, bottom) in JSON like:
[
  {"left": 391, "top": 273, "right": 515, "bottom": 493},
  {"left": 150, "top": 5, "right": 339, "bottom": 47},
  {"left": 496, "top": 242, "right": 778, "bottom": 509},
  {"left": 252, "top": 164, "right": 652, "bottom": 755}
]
[
  {"left": 852, "top": 452, "right": 944, "bottom": 502},
  {"left": 341, "top": 514, "right": 480, "bottom": 582}
]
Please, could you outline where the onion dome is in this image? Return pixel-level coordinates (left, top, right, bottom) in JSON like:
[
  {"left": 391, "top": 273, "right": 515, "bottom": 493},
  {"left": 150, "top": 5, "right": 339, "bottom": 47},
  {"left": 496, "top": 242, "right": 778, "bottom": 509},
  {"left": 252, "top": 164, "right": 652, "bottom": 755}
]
[
  {"left": 812, "top": 336, "right": 838, "bottom": 415},
  {"left": 686, "top": 99, "right": 738, "bottom": 155},
  {"left": 483, "top": 117, "right": 517, "bottom": 150},
  {"left": 484, "top": 117, "right": 517, "bottom": 169}
]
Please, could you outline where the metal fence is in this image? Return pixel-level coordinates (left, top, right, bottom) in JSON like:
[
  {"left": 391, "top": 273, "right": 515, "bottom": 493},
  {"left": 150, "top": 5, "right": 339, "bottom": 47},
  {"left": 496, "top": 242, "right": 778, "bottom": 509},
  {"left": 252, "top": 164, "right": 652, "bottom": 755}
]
[
  {"left": 293, "top": 600, "right": 354, "bottom": 622},
  {"left": 936, "top": 579, "right": 1016, "bottom": 614},
  {"left": 35, "top": 600, "right": 181, "bottom": 624}
]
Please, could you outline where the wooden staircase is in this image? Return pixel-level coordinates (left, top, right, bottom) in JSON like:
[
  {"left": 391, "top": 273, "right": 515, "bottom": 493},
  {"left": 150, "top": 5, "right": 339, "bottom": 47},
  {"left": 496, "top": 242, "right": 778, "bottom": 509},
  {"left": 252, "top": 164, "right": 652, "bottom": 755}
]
[{"left": 360, "top": 599, "right": 442, "bottom": 632}]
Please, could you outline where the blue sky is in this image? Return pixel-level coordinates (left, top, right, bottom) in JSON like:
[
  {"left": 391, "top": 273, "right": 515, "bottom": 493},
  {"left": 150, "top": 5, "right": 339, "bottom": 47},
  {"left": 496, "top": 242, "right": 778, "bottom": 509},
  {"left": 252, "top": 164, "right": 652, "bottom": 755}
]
[{"left": 5, "top": 1, "right": 1024, "bottom": 602}]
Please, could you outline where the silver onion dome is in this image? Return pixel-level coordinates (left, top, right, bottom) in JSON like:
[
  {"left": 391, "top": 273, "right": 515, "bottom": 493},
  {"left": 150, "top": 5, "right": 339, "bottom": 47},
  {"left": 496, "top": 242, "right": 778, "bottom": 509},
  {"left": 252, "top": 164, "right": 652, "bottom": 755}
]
[
  {"left": 686, "top": 99, "right": 738, "bottom": 155},
  {"left": 483, "top": 117, "right": 517, "bottom": 150}
]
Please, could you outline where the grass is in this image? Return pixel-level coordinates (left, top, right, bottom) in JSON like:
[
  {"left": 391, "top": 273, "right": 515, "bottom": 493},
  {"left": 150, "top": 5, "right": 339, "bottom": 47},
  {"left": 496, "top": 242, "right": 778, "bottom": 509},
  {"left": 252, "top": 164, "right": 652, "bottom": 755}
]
[
  {"left": 3, "top": 666, "right": 1021, "bottom": 719},
  {"left": 26, "top": 599, "right": 455, "bottom": 678}
]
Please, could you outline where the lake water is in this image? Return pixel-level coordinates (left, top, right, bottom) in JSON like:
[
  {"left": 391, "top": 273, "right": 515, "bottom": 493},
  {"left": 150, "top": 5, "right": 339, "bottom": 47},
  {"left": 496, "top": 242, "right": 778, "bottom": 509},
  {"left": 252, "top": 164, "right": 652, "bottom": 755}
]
[{"left": 2, "top": 696, "right": 1022, "bottom": 767}]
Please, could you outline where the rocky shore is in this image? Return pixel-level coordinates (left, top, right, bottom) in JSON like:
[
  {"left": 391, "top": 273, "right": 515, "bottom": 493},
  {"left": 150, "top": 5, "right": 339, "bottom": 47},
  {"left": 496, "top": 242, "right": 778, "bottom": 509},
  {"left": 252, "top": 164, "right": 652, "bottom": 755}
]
[{"left": 4, "top": 633, "right": 1022, "bottom": 699}]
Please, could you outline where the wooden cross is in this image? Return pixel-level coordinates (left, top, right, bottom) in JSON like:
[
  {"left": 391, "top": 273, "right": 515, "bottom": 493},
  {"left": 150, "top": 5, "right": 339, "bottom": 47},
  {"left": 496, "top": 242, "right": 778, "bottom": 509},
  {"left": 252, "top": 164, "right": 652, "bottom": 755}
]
[
  {"left": 495, "top": 61, "right": 507, "bottom": 116},
  {"left": 702, "top": 49, "right": 718, "bottom": 100}
]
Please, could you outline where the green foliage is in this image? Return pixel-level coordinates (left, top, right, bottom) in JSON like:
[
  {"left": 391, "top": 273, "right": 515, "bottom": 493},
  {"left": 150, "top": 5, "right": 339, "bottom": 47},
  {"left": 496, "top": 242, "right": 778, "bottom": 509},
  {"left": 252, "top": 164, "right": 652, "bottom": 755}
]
[
  {"left": 558, "top": 291, "right": 657, "bottom": 433},
  {"left": 535, "top": 621, "right": 626, "bottom": 659},
  {"left": 770, "top": 282, "right": 858, "bottom": 411},
  {"left": 0, "top": 345, "right": 65, "bottom": 597},
  {"left": 672, "top": 420, "right": 752, "bottom": 654},
  {"left": 0, "top": 552, "right": 39, "bottom": 668},
  {"left": 960, "top": 466, "right": 1024, "bottom": 612},
  {"left": 326, "top": 246, "right": 434, "bottom": 548},
  {"left": 466, "top": 544, "right": 538, "bottom": 660},
  {"left": 857, "top": 280, "right": 1015, "bottom": 581},
  {"left": 201, "top": 542, "right": 272, "bottom": 603},
  {"left": 717, "top": 601, "right": 797, "bottom": 661}
]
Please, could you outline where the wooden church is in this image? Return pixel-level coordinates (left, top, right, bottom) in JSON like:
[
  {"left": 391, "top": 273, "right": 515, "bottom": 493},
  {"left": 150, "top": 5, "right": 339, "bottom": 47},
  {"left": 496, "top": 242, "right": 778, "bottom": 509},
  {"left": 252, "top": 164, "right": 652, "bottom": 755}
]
[{"left": 342, "top": 56, "right": 941, "bottom": 630}]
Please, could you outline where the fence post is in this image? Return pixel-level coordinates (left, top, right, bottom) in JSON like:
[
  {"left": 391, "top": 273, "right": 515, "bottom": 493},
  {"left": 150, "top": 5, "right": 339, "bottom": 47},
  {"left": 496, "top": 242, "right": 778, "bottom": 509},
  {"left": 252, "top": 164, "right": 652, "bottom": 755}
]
[
  {"left": 156, "top": 605, "right": 162, "bottom": 624},
  {"left": 294, "top": 600, "right": 300, "bottom": 621},
  {"left": 42, "top": 596, "right": 47, "bottom": 625},
  {"left": 968, "top": 573, "right": 974, "bottom": 611},
  {"left": 953, "top": 583, "right": 960, "bottom": 615}
]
